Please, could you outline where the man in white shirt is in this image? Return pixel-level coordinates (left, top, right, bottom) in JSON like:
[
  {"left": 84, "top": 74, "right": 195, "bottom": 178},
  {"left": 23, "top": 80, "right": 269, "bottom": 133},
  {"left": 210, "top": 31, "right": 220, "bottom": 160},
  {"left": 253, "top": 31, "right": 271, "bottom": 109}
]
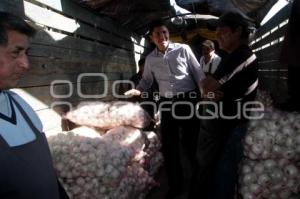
[
  {"left": 199, "top": 40, "right": 221, "bottom": 75},
  {"left": 125, "top": 20, "right": 205, "bottom": 199}
]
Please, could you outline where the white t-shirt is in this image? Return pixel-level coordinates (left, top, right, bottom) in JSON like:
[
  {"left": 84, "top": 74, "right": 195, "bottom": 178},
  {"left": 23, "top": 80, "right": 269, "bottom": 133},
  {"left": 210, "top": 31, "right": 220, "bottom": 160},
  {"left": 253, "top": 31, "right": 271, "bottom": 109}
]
[{"left": 200, "top": 52, "right": 221, "bottom": 75}]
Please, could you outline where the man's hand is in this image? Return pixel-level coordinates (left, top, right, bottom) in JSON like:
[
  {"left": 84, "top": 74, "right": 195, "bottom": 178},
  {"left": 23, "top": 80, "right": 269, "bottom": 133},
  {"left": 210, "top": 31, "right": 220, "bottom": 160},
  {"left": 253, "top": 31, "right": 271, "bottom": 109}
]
[
  {"left": 124, "top": 89, "right": 141, "bottom": 96},
  {"left": 205, "top": 90, "right": 224, "bottom": 101},
  {"left": 201, "top": 76, "right": 222, "bottom": 95}
]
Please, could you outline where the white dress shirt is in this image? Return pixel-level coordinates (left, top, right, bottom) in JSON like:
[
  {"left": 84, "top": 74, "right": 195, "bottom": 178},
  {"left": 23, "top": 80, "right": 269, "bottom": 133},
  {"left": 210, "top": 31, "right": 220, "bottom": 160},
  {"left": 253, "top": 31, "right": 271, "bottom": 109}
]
[
  {"left": 137, "top": 42, "right": 205, "bottom": 98},
  {"left": 200, "top": 52, "right": 221, "bottom": 75}
]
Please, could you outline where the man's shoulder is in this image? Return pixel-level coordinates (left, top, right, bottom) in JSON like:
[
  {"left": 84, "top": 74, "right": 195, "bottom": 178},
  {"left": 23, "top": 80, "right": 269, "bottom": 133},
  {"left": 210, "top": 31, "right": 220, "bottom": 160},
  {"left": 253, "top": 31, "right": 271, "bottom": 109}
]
[
  {"left": 214, "top": 54, "right": 222, "bottom": 61},
  {"left": 169, "top": 43, "right": 191, "bottom": 53},
  {"left": 8, "top": 90, "right": 37, "bottom": 112},
  {"left": 8, "top": 90, "right": 43, "bottom": 130},
  {"left": 7, "top": 90, "right": 22, "bottom": 100},
  {"left": 146, "top": 49, "right": 157, "bottom": 58},
  {"left": 234, "top": 45, "right": 253, "bottom": 57},
  {"left": 173, "top": 42, "right": 189, "bottom": 49}
]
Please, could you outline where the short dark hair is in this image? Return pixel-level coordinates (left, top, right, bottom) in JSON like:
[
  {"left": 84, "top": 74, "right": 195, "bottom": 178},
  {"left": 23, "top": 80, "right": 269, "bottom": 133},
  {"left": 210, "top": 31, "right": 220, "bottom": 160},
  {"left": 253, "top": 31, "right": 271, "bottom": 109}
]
[
  {"left": 217, "top": 12, "right": 251, "bottom": 40},
  {"left": 0, "top": 11, "right": 36, "bottom": 46},
  {"left": 148, "top": 20, "right": 168, "bottom": 35}
]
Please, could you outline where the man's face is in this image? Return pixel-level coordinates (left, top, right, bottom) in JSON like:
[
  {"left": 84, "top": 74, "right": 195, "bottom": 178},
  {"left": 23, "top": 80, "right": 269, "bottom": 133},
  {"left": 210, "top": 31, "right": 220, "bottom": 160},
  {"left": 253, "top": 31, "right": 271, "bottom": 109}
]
[
  {"left": 216, "top": 26, "right": 239, "bottom": 52},
  {"left": 150, "top": 25, "right": 170, "bottom": 52},
  {"left": 202, "top": 45, "right": 213, "bottom": 57},
  {"left": 0, "top": 30, "right": 29, "bottom": 90}
]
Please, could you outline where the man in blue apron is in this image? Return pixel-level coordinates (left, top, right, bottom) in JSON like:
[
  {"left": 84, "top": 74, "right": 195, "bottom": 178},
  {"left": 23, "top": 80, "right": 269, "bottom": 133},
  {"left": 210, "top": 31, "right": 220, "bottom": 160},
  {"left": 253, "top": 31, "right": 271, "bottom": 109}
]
[{"left": 0, "top": 11, "right": 68, "bottom": 199}]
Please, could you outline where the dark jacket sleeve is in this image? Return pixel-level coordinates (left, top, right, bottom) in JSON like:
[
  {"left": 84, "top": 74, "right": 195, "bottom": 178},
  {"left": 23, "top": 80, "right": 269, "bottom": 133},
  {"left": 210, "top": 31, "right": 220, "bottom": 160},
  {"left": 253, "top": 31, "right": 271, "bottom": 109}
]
[
  {"left": 220, "top": 62, "right": 258, "bottom": 101},
  {"left": 213, "top": 46, "right": 259, "bottom": 101},
  {"left": 213, "top": 46, "right": 252, "bottom": 80}
]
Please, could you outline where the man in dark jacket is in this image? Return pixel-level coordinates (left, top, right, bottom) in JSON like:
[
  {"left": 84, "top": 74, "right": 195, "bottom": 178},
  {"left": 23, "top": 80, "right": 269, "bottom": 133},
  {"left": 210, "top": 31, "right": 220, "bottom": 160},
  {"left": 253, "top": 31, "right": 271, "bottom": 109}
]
[{"left": 189, "top": 12, "right": 258, "bottom": 199}]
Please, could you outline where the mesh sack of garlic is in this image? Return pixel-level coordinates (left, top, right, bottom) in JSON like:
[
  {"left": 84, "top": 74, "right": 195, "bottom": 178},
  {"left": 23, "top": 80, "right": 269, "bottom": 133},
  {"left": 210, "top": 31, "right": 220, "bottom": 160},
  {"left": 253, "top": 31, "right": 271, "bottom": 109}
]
[
  {"left": 102, "top": 127, "right": 162, "bottom": 197},
  {"left": 256, "top": 90, "right": 274, "bottom": 108},
  {"left": 48, "top": 126, "right": 161, "bottom": 199},
  {"left": 103, "top": 126, "right": 148, "bottom": 165},
  {"left": 107, "top": 163, "right": 156, "bottom": 199},
  {"left": 239, "top": 107, "right": 300, "bottom": 198},
  {"left": 239, "top": 158, "right": 300, "bottom": 199},
  {"left": 64, "top": 101, "right": 152, "bottom": 130},
  {"left": 140, "top": 131, "right": 163, "bottom": 174},
  {"left": 244, "top": 108, "right": 300, "bottom": 160},
  {"left": 103, "top": 127, "right": 163, "bottom": 175}
]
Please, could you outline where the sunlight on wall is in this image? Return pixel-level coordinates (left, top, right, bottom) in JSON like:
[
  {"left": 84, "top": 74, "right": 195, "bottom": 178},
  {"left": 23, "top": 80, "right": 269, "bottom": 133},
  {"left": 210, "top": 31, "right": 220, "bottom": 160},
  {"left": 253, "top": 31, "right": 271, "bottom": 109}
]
[
  {"left": 24, "top": 0, "right": 80, "bottom": 41},
  {"left": 34, "top": 0, "right": 63, "bottom": 11},
  {"left": 261, "top": 0, "right": 289, "bottom": 25},
  {"left": 44, "top": 29, "right": 68, "bottom": 41},
  {"left": 131, "top": 37, "right": 146, "bottom": 73},
  {"left": 11, "top": 88, "right": 62, "bottom": 136}
]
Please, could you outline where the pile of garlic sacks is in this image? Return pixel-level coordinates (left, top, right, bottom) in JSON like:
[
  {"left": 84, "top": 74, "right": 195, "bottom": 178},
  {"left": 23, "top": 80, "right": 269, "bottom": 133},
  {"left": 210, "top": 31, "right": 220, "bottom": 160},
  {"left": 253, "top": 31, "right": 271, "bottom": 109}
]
[
  {"left": 48, "top": 101, "right": 163, "bottom": 199},
  {"left": 64, "top": 101, "right": 152, "bottom": 130},
  {"left": 239, "top": 91, "right": 300, "bottom": 199}
]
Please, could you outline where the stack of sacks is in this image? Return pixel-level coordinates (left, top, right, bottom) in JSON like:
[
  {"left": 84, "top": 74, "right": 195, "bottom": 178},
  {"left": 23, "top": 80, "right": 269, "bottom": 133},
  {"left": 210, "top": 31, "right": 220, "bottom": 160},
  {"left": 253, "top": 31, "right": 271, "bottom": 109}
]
[
  {"left": 103, "top": 127, "right": 163, "bottom": 175},
  {"left": 64, "top": 101, "right": 152, "bottom": 130},
  {"left": 239, "top": 158, "right": 299, "bottom": 199},
  {"left": 48, "top": 101, "right": 163, "bottom": 199},
  {"left": 239, "top": 107, "right": 300, "bottom": 199}
]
